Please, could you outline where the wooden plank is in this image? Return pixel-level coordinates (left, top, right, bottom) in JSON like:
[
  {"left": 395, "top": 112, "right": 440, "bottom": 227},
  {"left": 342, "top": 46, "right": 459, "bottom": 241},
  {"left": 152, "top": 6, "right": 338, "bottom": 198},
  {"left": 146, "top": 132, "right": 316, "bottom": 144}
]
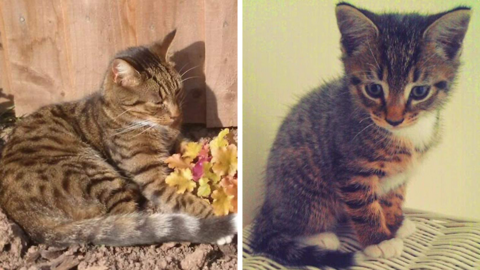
[
  {"left": 60, "top": 0, "right": 136, "bottom": 100},
  {"left": 1, "top": 0, "right": 236, "bottom": 126},
  {"left": 0, "top": 26, "right": 14, "bottom": 112},
  {"left": 205, "top": 0, "right": 238, "bottom": 127},
  {"left": 0, "top": 0, "right": 73, "bottom": 117},
  {"left": 134, "top": 0, "right": 207, "bottom": 124}
]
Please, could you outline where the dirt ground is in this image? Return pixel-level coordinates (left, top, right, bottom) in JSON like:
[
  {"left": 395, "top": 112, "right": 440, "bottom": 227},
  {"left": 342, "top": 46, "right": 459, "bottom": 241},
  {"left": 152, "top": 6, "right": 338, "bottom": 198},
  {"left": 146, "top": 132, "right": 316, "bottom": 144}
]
[{"left": 0, "top": 122, "right": 238, "bottom": 270}]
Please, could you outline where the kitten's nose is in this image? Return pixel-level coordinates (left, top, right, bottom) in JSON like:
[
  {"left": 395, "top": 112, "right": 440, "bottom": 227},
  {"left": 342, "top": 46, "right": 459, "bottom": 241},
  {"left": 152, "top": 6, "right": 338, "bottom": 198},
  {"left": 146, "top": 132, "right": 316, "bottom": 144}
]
[{"left": 386, "top": 118, "right": 404, "bottom": 126}]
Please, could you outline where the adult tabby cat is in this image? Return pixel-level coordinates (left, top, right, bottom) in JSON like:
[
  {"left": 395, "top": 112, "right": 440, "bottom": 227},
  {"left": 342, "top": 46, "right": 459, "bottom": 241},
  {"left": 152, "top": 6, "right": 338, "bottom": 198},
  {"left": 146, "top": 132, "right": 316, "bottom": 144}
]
[
  {"left": 0, "top": 31, "right": 236, "bottom": 247},
  {"left": 252, "top": 3, "right": 471, "bottom": 268}
]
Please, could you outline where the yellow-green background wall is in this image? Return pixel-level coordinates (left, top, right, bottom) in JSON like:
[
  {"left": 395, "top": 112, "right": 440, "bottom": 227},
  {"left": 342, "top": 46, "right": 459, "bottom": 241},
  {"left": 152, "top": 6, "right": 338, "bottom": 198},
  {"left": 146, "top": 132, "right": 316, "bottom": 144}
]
[{"left": 244, "top": 0, "right": 480, "bottom": 226}]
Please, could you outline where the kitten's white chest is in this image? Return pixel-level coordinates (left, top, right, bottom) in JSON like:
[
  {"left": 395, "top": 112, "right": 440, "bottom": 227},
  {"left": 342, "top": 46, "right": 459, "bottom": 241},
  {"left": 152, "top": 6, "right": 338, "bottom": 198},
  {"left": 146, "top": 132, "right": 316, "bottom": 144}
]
[
  {"left": 390, "top": 112, "right": 438, "bottom": 151},
  {"left": 376, "top": 114, "right": 438, "bottom": 196},
  {"left": 377, "top": 170, "right": 413, "bottom": 196}
]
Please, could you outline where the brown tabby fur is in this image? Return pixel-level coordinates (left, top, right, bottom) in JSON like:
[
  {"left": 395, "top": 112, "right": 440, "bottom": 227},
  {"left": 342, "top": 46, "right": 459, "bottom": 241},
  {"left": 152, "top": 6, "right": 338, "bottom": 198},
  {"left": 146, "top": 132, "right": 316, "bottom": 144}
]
[
  {"left": 0, "top": 31, "right": 236, "bottom": 246},
  {"left": 251, "top": 3, "right": 471, "bottom": 268}
]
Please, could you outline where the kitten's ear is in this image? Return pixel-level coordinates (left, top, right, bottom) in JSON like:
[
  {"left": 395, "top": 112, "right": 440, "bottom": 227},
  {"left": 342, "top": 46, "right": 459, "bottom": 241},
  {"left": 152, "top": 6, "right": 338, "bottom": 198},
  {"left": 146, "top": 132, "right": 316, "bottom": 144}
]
[
  {"left": 150, "top": 29, "right": 177, "bottom": 62},
  {"left": 112, "top": 59, "right": 142, "bottom": 88},
  {"left": 335, "top": 3, "right": 378, "bottom": 55},
  {"left": 423, "top": 7, "right": 471, "bottom": 60}
]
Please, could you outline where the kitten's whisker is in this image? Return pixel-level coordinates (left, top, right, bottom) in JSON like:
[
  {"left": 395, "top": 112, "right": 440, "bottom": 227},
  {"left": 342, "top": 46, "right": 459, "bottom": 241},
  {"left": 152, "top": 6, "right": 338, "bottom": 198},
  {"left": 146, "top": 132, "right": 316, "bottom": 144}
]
[
  {"left": 351, "top": 123, "right": 375, "bottom": 142},
  {"left": 358, "top": 116, "right": 372, "bottom": 124},
  {"left": 367, "top": 42, "right": 381, "bottom": 70}
]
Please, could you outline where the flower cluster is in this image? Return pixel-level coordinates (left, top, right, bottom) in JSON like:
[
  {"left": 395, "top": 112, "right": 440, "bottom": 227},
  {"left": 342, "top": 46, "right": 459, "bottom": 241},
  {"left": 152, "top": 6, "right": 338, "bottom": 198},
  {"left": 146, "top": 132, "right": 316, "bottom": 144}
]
[{"left": 164, "top": 129, "right": 238, "bottom": 216}]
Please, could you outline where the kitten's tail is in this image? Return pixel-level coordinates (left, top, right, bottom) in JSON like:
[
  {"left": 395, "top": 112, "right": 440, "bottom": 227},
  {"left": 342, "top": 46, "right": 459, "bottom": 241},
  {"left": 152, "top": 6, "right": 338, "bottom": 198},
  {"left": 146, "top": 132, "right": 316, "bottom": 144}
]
[
  {"left": 251, "top": 221, "right": 363, "bottom": 269},
  {"left": 41, "top": 213, "right": 237, "bottom": 246}
]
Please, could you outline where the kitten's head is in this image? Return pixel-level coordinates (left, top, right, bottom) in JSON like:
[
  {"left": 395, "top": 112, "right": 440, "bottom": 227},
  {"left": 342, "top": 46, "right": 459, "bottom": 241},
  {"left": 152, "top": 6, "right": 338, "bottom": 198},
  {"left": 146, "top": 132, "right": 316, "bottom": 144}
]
[
  {"left": 104, "top": 30, "right": 184, "bottom": 128},
  {"left": 336, "top": 3, "right": 471, "bottom": 130}
]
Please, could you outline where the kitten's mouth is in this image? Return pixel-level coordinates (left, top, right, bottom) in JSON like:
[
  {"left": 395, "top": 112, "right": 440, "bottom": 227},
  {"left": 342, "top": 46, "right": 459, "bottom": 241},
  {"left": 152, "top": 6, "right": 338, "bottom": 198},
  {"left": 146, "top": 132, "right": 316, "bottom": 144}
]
[{"left": 370, "top": 116, "right": 416, "bottom": 131}]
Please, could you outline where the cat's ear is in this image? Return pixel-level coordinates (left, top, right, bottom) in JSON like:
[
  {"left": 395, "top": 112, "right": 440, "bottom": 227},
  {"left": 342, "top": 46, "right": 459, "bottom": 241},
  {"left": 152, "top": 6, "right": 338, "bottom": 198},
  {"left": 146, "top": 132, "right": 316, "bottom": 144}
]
[
  {"left": 335, "top": 3, "right": 378, "bottom": 55},
  {"left": 150, "top": 29, "right": 177, "bottom": 62},
  {"left": 111, "top": 59, "right": 142, "bottom": 88},
  {"left": 423, "top": 7, "right": 471, "bottom": 60}
]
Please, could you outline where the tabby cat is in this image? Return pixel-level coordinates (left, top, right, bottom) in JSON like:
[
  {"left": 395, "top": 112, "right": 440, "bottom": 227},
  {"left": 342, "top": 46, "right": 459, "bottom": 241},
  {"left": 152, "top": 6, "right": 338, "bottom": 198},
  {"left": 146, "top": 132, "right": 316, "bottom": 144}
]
[
  {"left": 252, "top": 3, "right": 471, "bottom": 268},
  {"left": 0, "top": 31, "right": 236, "bottom": 247}
]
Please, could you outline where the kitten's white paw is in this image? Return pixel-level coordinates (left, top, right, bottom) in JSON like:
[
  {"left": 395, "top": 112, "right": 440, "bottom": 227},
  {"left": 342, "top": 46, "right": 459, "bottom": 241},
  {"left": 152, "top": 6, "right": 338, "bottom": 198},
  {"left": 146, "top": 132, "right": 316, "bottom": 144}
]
[
  {"left": 363, "top": 238, "right": 403, "bottom": 259},
  {"left": 396, "top": 218, "right": 416, "bottom": 239},
  {"left": 216, "top": 235, "right": 234, "bottom": 245},
  {"left": 297, "top": 232, "right": 341, "bottom": 250},
  {"left": 353, "top": 251, "right": 367, "bottom": 264}
]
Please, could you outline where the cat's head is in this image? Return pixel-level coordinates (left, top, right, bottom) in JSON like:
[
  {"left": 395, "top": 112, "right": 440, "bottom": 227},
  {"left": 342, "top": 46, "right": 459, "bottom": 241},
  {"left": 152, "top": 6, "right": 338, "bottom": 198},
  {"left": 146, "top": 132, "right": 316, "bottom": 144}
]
[
  {"left": 104, "top": 30, "right": 184, "bottom": 128},
  {"left": 335, "top": 3, "right": 471, "bottom": 130}
]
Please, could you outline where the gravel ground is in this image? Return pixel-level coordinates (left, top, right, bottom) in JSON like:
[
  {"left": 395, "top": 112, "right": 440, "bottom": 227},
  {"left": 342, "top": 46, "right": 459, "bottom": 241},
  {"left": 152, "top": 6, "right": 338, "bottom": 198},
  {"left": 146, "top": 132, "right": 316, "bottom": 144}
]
[{"left": 0, "top": 122, "right": 238, "bottom": 270}]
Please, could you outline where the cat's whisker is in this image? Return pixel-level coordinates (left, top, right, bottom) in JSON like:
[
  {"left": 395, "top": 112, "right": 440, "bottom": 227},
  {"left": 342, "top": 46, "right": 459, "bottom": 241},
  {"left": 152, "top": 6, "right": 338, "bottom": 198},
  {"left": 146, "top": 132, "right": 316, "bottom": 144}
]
[
  {"left": 112, "top": 108, "right": 134, "bottom": 121},
  {"left": 111, "top": 123, "right": 149, "bottom": 136},
  {"left": 177, "top": 63, "right": 189, "bottom": 74},
  {"left": 132, "top": 124, "right": 158, "bottom": 138},
  {"left": 181, "top": 76, "right": 200, "bottom": 83},
  {"left": 180, "top": 65, "right": 200, "bottom": 77}
]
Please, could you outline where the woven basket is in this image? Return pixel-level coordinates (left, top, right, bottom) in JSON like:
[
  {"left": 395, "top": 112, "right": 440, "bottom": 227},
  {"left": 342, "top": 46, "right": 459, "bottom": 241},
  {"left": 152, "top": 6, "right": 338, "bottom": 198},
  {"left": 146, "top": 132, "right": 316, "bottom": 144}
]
[{"left": 243, "top": 209, "right": 480, "bottom": 270}]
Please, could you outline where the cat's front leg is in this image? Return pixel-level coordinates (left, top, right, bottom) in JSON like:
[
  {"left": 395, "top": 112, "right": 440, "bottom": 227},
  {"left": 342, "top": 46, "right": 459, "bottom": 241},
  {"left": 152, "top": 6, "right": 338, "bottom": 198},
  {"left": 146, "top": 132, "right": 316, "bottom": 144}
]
[
  {"left": 172, "top": 134, "right": 190, "bottom": 154},
  {"left": 108, "top": 139, "right": 214, "bottom": 218},
  {"left": 340, "top": 176, "right": 403, "bottom": 258}
]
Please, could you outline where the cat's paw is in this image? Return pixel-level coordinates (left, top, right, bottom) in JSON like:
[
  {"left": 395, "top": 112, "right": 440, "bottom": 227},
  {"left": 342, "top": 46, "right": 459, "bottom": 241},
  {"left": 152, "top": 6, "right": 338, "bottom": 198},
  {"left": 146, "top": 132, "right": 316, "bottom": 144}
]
[
  {"left": 363, "top": 238, "right": 403, "bottom": 259},
  {"left": 215, "top": 214, "right": 237, "bottom": 245},
  {"left": 396, "top": 218, "right": 416, "bottom": 239},
  {"left": 216, "top": 235, "right": 234, "bottom": 245},
  {"left": 297, "top": 232, "right": 341, "bottom": 250}
]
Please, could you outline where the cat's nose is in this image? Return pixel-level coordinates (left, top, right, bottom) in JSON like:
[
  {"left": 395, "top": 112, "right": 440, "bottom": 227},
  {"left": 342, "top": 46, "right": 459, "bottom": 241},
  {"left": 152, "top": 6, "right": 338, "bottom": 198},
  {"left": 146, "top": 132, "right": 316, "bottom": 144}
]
[
  {"left": 386, "top": 118, "right": 404, "bottom": 126},
  {"left": 170, "top": 112, "right": 181, "bottom": 121}
]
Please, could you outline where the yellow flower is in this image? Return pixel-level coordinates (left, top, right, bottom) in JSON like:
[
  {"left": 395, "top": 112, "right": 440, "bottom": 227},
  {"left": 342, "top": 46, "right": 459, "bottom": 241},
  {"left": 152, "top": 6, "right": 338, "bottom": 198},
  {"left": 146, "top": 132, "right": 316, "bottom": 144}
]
[
  {"left": 164, "top": 154, "right": 191, "bottom": 169},
  {"left": 182, "top": 142, "right": 202, "bottom": 163},
  {"left": 212, "top": 145, "right": 237, "bottom": 177},
  {"left": 212, "top": 187, "right": 234, "bottom": 216},
  {"left": 209, "top": 129, "right": 230, "bottom": 156},
  {"left": 203, "top": 161, "right": 220, "bottom": 184},
  {"left": 220, "top": 176, "right": 238, "bottom": 213},
  {"left": 165, "top": 168, "right": 196, "bottom": 194},
  {"left": 197, "top": 177, "right": 212, "bottom": 197}
]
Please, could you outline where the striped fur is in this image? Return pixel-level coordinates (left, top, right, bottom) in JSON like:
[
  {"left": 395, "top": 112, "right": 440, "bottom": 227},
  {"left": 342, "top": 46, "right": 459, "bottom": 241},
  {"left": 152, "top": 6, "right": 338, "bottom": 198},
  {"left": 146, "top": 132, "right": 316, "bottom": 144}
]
[
  {"left": 252, "top": 3, "right": 470, "bottom": 268},
  {"left": 0, "top": 31, "right": 236, "bottom": 246}
]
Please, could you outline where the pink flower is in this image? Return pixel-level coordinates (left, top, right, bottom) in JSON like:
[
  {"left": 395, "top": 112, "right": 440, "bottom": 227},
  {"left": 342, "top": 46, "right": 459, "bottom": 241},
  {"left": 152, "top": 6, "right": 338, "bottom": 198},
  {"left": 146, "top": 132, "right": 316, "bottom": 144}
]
[{"left": 192, "top": 157, "right": 211, "bottom": 181}]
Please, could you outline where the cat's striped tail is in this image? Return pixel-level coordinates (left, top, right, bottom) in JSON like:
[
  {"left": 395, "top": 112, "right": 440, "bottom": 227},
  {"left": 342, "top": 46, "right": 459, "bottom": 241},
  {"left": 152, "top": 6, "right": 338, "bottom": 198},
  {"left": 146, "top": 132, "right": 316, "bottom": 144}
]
[
  {"left": 39, "top": 213, "right": 237, "bottom": 247},
  {"left": 251, "top": 222, "right": 363, "bottom": 269}
]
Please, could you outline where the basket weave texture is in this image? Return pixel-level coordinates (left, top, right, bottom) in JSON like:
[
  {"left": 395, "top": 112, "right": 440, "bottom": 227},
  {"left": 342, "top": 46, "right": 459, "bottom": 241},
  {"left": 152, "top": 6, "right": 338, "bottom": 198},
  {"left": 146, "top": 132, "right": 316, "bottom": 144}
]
[{"left": 243, "top": 209, "right": 480, "bottom": 270}]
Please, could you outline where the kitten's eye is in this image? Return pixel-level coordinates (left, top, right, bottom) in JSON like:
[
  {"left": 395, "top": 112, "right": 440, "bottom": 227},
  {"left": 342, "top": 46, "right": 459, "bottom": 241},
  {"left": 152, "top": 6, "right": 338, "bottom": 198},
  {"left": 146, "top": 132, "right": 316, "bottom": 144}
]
[
  {"left": 410, "top": 86, "right": 430, "bottom": 100},
  {"left": 365, "top": 84, "right": 383, "bottom": 99}
]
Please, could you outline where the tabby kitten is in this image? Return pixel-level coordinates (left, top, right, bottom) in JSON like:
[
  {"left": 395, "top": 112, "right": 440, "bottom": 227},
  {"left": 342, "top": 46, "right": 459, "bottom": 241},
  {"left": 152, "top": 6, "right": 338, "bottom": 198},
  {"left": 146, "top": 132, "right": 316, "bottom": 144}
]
[
  {"left": 252, "top": 3, "right": 471, "bottom": 268},
  {"left": 0, "top": 31, "right": 236, "bottom": 247}
]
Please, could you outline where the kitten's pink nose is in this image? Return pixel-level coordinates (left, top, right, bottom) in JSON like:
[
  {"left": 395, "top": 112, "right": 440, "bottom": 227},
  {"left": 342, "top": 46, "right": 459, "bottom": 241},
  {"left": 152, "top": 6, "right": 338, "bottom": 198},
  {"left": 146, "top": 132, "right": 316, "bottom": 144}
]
[
  {"left": 386, "top": 118, "right": 404, "bottom": 126},
  {"left": 386, "top": 105, "right": 405, "bottom": 126}
]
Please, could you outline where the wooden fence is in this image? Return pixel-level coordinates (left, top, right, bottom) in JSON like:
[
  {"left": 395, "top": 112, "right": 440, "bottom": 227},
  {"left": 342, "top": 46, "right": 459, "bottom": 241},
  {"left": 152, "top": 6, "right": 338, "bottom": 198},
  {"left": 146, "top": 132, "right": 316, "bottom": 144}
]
[{"left": 0, "top": 0, "right": 237, "bottom": 127}]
